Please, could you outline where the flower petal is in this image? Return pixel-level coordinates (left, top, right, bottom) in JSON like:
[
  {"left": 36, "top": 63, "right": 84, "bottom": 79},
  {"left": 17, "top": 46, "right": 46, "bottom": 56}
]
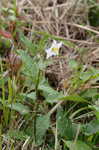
[{"left": 45, "top": 40, "right": 63, "bottom": 59}]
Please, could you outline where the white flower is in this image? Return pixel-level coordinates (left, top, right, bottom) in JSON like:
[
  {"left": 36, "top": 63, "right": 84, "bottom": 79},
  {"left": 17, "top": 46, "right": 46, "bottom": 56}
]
[{"left": 45, "top": 40, "right": 63, "bottom": 59}]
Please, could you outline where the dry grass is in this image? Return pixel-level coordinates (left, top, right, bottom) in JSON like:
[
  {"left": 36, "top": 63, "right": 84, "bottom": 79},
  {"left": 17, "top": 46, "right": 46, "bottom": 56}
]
[
  {"left": 15, "top": 0, "right": 99, "bottom": 51},
  {"left": 1, "top": 0, "right": 99, "bottom": 43}
]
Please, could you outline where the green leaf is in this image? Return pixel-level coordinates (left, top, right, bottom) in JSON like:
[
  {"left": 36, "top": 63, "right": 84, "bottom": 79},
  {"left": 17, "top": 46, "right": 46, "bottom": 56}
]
[
  {"left": 21, "top": 92, "right": 36, "bottom": 103},
  {"left": 68, "top": 60, "right": 78, "bottom": 69},
  {"left": 18, "top": 50, "right": 40, "bottom": 83},
  {"left": 39, "top": 79, "right": 87, "bottom": 103},
  {"left": 82, "top": 119, "right": 99, "bottom": 136},
  {"left": 80, "top": 71, "right": 93, "bottom": 82},
  {"left": 38, "top": 80, "right": 63, "bottom": 103},
  {"left": 7, "top": 130, "right": 29, "bottom": 140},
  {"left": 89, "top": 104, "right": 99, "bottom": 119},
  {"left": 19, "top": 32, "right": 37, "bottom": 55},
  {"left": 65, "top": 140, "right": 92, "bottom": 150},
  {"left": 25, "top": 92, "right": 36, "bottom": 100},
  {"left": 60, "top": 94, "right": 87, "bottom": 103},
  {"left": 81, "top": 89, "right": 98, "bottom": 98},
  {"left": 80, "top": 68, "right": 99, "bottom": 83},
  {"left": 8, "top": 103, "right": 30, "bottom": 115},
  {"left": 37, "top": 34, "right": 49, "bottom": 53},
  {"left": 35, "top": 114, "right": 50, "bottom": 145},
  {"left": 17, "top": 50, "right": 35, "bottom": 77},
  {"left": 57, "top": 108, "right": 77, "bottom": 140}
]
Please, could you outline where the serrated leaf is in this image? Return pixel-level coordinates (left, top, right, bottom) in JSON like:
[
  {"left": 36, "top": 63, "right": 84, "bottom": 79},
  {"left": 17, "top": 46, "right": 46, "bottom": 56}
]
[
  {"left": 18, "top": 50, "right": 40, "bottom": 83},
  {"left": 82, "top": 119, "right": 99, "bottom": 136},
  {"left": 57, "top": 108, "right": 77, "bottom": 139},
  {"left": 65, "top": 140, "right": 92, "bottom": 150},
  {"left": 35, "top": 114, "right": 50, "bottom": 145},
  {"left": 8, "top": 103, "right": 30, "bottom": 115},
  {"left": 19, "top": 32, "right": 37, "bottom": 55}
]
